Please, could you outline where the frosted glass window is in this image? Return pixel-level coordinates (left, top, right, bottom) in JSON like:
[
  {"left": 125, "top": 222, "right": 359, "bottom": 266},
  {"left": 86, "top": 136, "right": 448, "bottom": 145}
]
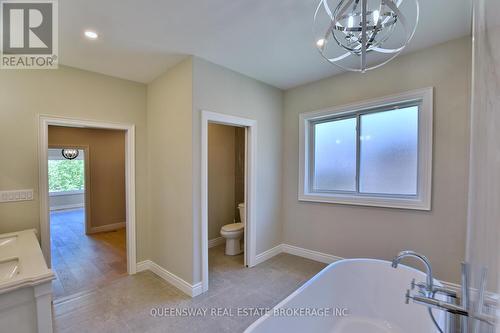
[
  {"left": 313, "top": 118, "right": 357, "bottom": 191},
  {"left": 309, "top": 105, "right": 420, "bottom": 196},
  {"left": 359, "top": 107, "right": 419, "bottom": 195},
  {"left": 300, "top": 88, "right": 432, "bottom": 210}
]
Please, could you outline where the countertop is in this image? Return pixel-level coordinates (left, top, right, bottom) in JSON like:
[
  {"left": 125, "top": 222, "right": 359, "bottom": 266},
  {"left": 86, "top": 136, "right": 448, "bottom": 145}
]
[{"left": 0, "top": 229, "right": 54, "bottom": 294}]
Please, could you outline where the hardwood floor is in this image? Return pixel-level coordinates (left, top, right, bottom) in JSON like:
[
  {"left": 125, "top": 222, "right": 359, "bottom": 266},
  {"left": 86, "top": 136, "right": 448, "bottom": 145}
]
[{"left": 50, "top": 208, "right": 127, "bottom": 299}]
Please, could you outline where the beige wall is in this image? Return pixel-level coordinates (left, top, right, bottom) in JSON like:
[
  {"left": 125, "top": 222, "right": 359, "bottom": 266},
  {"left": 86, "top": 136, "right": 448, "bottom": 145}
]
[
  {"left": 0, "top": 66, "right": 148, "bottom": 261},
  {"left": 146, "top": 57, "right": 283, "bottom": 284},
  {"left": 146, "top": 58, "right": 194, "bottom": 283},
  {"left": 282, "top": 37, "right": 471, "bottom": 283},
  {"left": 208, "top": 123, "right": 236, "bottom": 240},
  {"left": 192, "top": 57, "right": 284, "bottom": 283},
  {"left": 48, "top": 127, "right": 126, "bottom": 228},
  {"left": 0, "top": 38, "right": 472, "bottom": 286}
]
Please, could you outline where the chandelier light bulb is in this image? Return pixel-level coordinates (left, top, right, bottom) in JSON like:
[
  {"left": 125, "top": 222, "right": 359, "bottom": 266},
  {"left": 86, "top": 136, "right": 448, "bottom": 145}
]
[
  {"left": 347, "top": 15, "right": 354, "bottom": 28},
  {"left": 313, "top": 0, "right": 419, "bottom": 72},
  {"left": 316, "top": 38, "right": 327, "bottom": 48}
]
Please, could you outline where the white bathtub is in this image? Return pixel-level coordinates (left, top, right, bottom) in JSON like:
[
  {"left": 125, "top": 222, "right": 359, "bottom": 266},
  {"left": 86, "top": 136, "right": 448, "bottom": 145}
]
[{"left": 246, "top": 259, "right": 445, "bottom": 333}]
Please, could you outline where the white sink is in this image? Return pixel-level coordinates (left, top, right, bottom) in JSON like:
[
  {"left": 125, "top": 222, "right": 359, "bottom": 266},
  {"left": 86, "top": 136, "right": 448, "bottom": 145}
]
[
  {"left": 0, "top": 236, "right": 17, "bottom": 247},
  {"left": 0, "top": 258, "right": 19, "bottom": 282},
  {"left": 0, "top": 230, "right": 54, "bottom": 333}
]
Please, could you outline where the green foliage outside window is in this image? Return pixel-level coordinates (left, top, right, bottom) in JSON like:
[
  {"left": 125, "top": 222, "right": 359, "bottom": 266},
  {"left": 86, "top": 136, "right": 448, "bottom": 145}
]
[{"left": 48, "top": 160, "right": 84, "bottom": 192}]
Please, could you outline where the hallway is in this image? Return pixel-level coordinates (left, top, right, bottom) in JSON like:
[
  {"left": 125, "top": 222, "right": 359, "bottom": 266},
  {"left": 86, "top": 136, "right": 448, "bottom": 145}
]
[{"left": 50, "top": 209, "right": 127, "bottom": 299}]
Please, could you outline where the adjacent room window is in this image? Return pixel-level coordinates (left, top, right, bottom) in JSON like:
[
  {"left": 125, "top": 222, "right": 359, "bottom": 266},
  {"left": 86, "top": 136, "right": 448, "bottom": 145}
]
[
  {"left": 299, "top": 88, "right": 433, "bottom": 210},
  {"left": 48, "top": 149, "right": 85, "bottom": 193}
]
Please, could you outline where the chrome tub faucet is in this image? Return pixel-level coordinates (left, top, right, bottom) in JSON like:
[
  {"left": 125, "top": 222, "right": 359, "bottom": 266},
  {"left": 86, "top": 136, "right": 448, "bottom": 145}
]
[
  {"left": 392, "top": 250, "right": 434, "bottom": 297},
  {"left": 392, "top": 251, "right": 496, "bottom": 332}
]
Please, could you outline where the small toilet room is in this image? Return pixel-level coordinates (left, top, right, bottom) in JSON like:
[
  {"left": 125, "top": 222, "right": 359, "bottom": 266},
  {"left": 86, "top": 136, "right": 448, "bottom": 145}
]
[{"left": 208, "top": 123, "right": 246, "bottom": 270}]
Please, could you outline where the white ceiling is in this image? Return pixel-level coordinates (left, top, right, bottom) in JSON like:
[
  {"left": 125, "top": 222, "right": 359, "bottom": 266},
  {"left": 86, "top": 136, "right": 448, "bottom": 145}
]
[{"left": 59, "top": 0, "right": 472, "bottom": 89}]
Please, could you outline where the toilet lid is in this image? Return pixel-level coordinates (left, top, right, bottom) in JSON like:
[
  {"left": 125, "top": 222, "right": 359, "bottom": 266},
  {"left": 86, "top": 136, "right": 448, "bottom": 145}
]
[{"left": 221, "top": 223, "right": 244, "bottom": 232}]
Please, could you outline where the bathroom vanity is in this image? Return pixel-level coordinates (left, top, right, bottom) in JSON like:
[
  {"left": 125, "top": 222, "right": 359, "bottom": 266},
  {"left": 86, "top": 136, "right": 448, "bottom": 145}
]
[{"left": 0, "top": 229, "right": 55, "bottom": 333}]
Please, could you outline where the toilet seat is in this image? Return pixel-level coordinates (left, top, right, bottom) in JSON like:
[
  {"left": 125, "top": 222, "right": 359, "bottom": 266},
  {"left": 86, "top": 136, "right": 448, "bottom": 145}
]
[
  {"left": 221, "top": 223, "right": 244, "bottom": 233},
  {"left": 220, "top": 222, "right": 244, "bottom": 256},
  {"left": 220, "top": 204, "right": 245, "bottom": 256}
]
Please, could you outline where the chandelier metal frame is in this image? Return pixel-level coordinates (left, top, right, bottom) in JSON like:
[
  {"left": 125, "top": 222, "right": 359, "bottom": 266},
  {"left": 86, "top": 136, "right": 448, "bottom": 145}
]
[{"left": 314, "top": 0, "right": 419, "bottom": 72}]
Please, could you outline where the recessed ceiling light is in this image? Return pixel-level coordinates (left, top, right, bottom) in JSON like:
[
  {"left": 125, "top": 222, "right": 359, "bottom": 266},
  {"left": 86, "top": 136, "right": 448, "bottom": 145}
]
[{"left": 84, "top": 30, "right": 98, "bottom": 40}]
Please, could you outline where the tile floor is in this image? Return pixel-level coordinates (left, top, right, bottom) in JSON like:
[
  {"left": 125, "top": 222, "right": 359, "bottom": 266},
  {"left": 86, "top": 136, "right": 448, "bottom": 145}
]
[
  {"left": 53, "top": 244, "right": 326, "bottom": 332},
  {"left": 50, "top": 208, "right": 127, "bottom": 299}
]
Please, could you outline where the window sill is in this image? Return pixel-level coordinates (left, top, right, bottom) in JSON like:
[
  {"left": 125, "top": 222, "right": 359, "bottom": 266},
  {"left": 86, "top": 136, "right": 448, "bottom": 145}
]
[
  {"left": 49, "top": 190, "right": 85, "bottom": 197},
  {"left": 298, "top": 192, "right": 431, "bottom": 211}
]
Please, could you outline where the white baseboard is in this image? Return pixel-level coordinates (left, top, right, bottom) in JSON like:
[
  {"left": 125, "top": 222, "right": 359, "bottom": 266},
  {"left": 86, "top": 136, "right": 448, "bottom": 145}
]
[
  {"left": 49, "top": 204, "right": 84, "bottom": 211},
  {"left": 441, "top": 280, "right": 461, "bottom": 294},
  {"left": 135, "top": 260, "right": 149, "bottom": 273},
  {"left": 440, "top": 281, "right": 499, "bottom": 307},
  {"left": 281, "top": 244, "right": 343, "bottom": 264},
  {"left": 254, "top": 244, "right": 283, "bottom": 265},
  {"left": 254, "top": 244, "right": 463, "bottom": 296},
  {"left": 137, "top": 249, "right": 466, "bottom": 302},
  {"left": 88, "top": 222, "right": 125, "bottom": 234},
  {"left": 136, "top": 260, "right": 202, "bottom": 297},
  {"left": 254, "top": 243, "right": 343, "bottom": 266},
  {"left": 208, "top": 237, "right": 225, "bottom": 248},
  {"left": 191, "top": 282, "right": 203, "bottom": 297}
]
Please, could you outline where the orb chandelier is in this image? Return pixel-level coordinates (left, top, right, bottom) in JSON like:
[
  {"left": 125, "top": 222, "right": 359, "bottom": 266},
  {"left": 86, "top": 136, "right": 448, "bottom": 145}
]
[
  {"left": 61, "top": 148, "right": 79, "bottom": 160},
  {"left": 314, "top": 0, "right": 419, "bottom": 72}
]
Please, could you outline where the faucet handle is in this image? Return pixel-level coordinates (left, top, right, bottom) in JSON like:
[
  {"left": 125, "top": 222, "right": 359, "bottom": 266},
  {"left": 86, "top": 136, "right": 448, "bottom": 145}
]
[
  {"left": 410, "top": 278, "right": 428, "bottom": 295},
  {"left": 405, "top": 289, "right": 412, "bottom": 304},
  {"left": 410, "top": 279, "right": 427, "bottom": 291}
]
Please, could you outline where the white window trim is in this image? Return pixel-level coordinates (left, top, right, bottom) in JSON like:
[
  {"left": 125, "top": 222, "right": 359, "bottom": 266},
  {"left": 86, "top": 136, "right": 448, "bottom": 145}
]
[{"left": 299, "top": 87, "right": 433, "bottom": 210}]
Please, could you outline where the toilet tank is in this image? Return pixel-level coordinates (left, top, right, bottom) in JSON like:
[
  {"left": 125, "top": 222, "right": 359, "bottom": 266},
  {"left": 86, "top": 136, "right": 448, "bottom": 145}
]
[{"left": 238, "top": 203, "right": 245, "bottom": 224}]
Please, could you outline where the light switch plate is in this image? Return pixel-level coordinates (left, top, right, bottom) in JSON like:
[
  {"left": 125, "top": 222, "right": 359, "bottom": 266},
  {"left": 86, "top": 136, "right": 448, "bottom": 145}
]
[{"left": 0, "top": 189, "right": 34, "bottom": 203}]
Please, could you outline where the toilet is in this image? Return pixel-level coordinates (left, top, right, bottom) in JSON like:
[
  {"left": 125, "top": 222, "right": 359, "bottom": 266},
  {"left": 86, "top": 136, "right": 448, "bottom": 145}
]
[{"left": 220, "top": 203, "right": 245, "bottom": 255}]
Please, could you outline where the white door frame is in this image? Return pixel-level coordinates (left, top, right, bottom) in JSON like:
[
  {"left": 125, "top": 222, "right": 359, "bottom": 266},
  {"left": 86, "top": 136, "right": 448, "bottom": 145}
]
[
  {"left": 38, "top": 115, "right": 137, "bottom": 274},
  {"left": 201, "top": 110, "right": 257, "bottom": 293}
]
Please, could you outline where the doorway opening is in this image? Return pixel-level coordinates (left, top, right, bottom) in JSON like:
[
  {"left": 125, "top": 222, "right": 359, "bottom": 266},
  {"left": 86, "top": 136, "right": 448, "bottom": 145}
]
[
  {"left": 201, "top": 111, "right": 257, "bottom": 293},
  {"left": 47, "top": 128, "right": 128, "bottom": 299},
  {"left": 207, "top": 123, "right": 246, "bottom": 278},
  {"left": 38, "top": 116, "right": 137, "bottom": 300}
]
